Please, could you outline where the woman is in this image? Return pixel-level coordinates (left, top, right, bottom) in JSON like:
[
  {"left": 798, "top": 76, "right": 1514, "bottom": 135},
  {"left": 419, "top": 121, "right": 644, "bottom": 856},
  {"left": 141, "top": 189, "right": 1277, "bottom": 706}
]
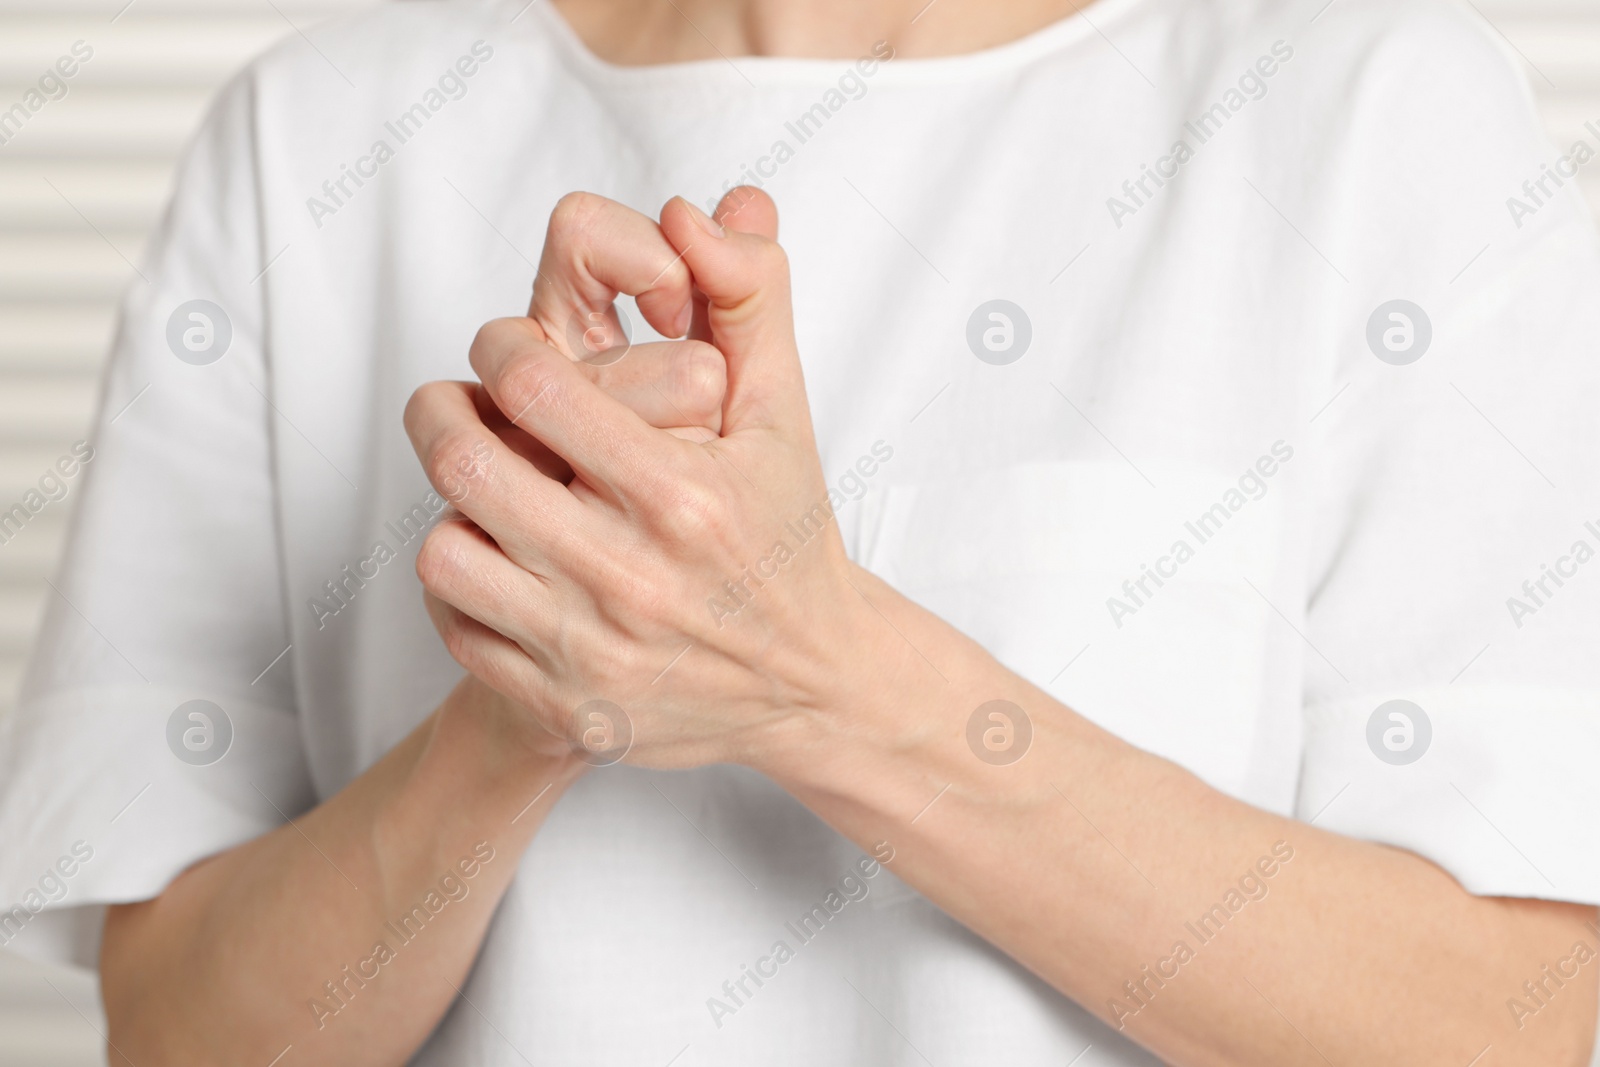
[{"left": 1, "top": 0, "right": 1597, "bottom": 1063}]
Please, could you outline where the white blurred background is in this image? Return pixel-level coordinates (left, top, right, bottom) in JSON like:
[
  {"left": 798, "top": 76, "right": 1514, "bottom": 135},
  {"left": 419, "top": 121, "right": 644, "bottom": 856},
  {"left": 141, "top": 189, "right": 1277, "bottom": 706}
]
[{"left": 1, "top": 0, "right": 1598, "bottom": 1063}]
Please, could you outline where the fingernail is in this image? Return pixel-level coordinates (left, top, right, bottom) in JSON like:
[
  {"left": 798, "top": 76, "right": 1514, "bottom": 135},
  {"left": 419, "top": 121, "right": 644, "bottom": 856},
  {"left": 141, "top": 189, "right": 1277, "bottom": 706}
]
[
  {"left": 682, "top": 198, "right": 724, "bottom": 238},
  {"left": 672, "top": 302, "right": 692, "bottom": 338}
]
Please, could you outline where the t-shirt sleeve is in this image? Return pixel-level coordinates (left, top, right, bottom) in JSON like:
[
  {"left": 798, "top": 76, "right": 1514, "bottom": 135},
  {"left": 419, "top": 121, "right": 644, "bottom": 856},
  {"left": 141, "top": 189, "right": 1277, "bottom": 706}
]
[
  {"left": 1295, "top": 3, "right": 1600, "bottom": 904},
  {"left": 0, "top": 71, "right": 314, "bottom": 968}
]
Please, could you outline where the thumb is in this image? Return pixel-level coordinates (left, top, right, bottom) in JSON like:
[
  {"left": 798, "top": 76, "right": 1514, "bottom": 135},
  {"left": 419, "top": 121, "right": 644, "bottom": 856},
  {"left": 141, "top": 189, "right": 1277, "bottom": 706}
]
[
  {"left": 660, "top": 188, "right": 808, "bottom": 435},
  {"left": 682, "top": 187, "right": 777, "bottom": 346}
]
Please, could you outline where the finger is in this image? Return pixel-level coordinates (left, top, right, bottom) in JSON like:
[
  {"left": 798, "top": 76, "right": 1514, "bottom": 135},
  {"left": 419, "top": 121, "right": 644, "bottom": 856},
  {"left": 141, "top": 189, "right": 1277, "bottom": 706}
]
[
  {"left": 473, "top": 383, "right": 573, "bottom": 482},
  {"left": 715, "top": 184, "right": 778, "bottom": 239},
  {"left": 467, "top": 318, "right": 680, "bottom": 501},
  {"left": 586, "top": 338, "right": 725, "bottom": 435},
  {"left": 423, "top": 591, "right": 557, "bottom": 711},
  {"left": 659, "top": 187, "right": 809, "bottom": 435},
  {"left": 476, "top": 338, "right": 725, "bottom": 480},
  {"left": 531, "top": 192, "right": 696, "bottom": 358},
  {"left": 416, "top": 515, "right": 560, "bottom": 654},
  {"left": 686, "top": 188, "right": 777, "bottom": 343},
  {"left": 403, "top": 379, "right": 591, "bottom": 566}
]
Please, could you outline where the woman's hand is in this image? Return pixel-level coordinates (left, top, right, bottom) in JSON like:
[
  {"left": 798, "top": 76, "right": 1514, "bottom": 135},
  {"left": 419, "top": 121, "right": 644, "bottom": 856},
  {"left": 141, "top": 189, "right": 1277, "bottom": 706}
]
[
  {"left": 405, "top": 189, "right": 878, "bottom": 769},
  {"left": 461, "top": 192, "right": 729, "bottom": 495}
]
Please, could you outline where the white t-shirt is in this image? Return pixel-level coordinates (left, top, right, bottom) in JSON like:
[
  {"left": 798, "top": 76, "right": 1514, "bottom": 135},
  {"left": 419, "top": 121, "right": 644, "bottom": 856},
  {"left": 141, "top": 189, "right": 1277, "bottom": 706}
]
[{"left": 3, "top": 0, "right": 1600, "bottom": 1062}]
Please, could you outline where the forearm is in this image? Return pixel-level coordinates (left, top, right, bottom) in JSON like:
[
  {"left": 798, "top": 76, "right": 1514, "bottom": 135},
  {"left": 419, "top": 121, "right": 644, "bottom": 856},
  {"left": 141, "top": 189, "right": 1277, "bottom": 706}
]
[
  {"left": 764, "top": 566, "right": 1599, "bottom": 1067},
  {"left": 101, "top": 676, "right": 585, "bottom": 1066}
]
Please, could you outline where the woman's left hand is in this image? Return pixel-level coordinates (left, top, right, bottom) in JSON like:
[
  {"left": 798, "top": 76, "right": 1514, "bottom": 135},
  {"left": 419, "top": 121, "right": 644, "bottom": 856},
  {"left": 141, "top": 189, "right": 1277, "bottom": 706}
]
[{"left": 404, "top": 189, "right": 877, "bottom": 769}]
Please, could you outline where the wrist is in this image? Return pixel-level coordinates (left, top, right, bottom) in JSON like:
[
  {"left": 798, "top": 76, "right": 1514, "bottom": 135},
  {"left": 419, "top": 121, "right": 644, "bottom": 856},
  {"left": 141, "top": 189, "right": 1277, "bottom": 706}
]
[
  {"left": 440, "top": 673, "right": 589, "bottom": 782},
  {"left": 375, "top": 675, "right": 587, "bottom": 870},
  {"left": 749, "top": 564, "right": 971, "bottom": 799}
]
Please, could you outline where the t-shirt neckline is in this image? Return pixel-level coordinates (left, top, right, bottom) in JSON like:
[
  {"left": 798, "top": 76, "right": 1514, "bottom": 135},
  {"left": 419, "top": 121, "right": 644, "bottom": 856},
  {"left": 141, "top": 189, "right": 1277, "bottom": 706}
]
[{"left": 526, "top": 0, "right": 1156, "bottom": 90}]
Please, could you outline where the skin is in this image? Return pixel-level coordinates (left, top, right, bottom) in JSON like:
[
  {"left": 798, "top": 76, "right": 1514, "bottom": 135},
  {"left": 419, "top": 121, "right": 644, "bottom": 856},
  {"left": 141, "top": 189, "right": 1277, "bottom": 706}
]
[
  {"left": 101, "top": 4, "right": 1600, "bottom": 1065},
  {"left": 553, "top": 0, "right": 1097, "bottom": 64}
]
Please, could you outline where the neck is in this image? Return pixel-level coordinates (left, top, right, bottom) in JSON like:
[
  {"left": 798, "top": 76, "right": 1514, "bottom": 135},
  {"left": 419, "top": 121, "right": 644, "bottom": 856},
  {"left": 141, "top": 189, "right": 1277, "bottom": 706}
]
[{"left": 550, "top": 0, "right": 1082, "bottom": 64}]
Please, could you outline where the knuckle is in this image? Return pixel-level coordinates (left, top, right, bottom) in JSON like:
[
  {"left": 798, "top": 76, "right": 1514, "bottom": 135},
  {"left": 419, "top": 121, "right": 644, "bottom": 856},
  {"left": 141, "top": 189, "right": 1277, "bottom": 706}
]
[
  {"left": 471, "top": 316, "right": 522, "bottom": 354},
  {"left": 753, "top": 238, "right": 790, "bottom": 280},
  {"left": 673, "top": 343, "right": 726, "bottom": 422},
  {"left": 414, "top": 525, "right": 465, "bottom": 594},
  {"left": 549, "top": 191, "right": 604, "bottom": 243},
  {"left": 402, "top": 380, "right": 451, "bottom": 439},
  {"left": 656, "top": 481, "right": 728, "bottom": 542},
  {"left": 424, "top": 428, "right": 487, "bottom": 498},
  {"left": 655, "top": 255, "right": 692, "bottom": 293},
  {"left": 499, "top": 347, "right": 564, "bottom": 422},
  {"left": 469, "top": 316, "right": 534, "bottom": 375}
]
